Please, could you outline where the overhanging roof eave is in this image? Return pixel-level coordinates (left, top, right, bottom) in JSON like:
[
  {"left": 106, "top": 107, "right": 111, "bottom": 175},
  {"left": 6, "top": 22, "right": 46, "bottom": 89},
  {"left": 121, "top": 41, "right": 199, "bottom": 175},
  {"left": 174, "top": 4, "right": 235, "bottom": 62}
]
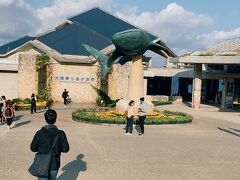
[{"left": 169, "top": 56, "right": 240, "bottom": 64}]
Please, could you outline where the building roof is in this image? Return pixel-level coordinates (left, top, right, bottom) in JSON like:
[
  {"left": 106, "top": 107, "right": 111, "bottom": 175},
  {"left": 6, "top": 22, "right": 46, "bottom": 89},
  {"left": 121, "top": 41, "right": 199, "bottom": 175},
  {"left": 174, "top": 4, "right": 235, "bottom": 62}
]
[
  {"left": 170, "top": 38, "right": 240, "bottom": 65},
  {"left": 0, "top": 36, "right": 35, "bottom": 54},
  {"left": 69, "top": 7, "right": 157, "bottom": 42},
  {"left": 18, "top": 40, "right": 97, "bottom": 64},
  {"left": 0, "top": 7, "right": 176, "bottom": 59},
  {"left": 189, "top": 38, "right": 240, "bottom": 56},
  {"left": 208, "top": 38, "right": 240, "bottom": 52}
]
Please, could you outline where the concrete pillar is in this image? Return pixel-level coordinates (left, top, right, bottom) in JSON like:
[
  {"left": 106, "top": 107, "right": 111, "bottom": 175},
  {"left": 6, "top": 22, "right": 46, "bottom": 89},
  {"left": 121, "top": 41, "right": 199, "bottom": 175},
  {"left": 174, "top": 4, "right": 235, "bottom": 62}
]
[
  {"left": 221, "top": 78, "right": 227, "bottom": 109},
  {"left": 144, "top": 78, "right": 147, "bottom": 97},
  {"left": 116, "top": 54, "right": 154, "bottom": 113},
  {"left": 192, "top": 64, "right": 202, "bottom": 109},
  {"left": 127, "top": 54, "right": 144, "bottom": 103}
]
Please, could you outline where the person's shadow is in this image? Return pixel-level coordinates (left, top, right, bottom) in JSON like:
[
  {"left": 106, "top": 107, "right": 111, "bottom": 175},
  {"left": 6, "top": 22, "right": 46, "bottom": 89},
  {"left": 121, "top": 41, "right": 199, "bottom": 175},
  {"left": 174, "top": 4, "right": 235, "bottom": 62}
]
[{"left": 57, "top": 154, "right": 87, "bottom": 180}]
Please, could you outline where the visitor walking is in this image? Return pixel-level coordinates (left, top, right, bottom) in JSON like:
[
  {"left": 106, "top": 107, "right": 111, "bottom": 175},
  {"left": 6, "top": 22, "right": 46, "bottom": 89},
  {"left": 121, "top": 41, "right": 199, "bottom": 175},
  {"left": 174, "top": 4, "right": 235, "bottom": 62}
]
[
  {"left": 30, "top": 109, "right": 70, "bottom": 180},
  {"left": 61, "top": 89, "right": 69, "bottom": 107},
  {"left": 3, "top": 100, "right": 14, "bottom": 129},
  {"left": 138, "top": 97, "right": 147, "bottom": 135},
  {"left": 0, "top": 97, "right": 3, "bottom": 124},
  {"left": 125, "top": 100, "right": 135, "bottom": 135},
  {"left": 31, "top": 93, "right": 37, "bottom": 114},
  {"left": 1, "top": 96, "right": 6, "bottom": 123}
]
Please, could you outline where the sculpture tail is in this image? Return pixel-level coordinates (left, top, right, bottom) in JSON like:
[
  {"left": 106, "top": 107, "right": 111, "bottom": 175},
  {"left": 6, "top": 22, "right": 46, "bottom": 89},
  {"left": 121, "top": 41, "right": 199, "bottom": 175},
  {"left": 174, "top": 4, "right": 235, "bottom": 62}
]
[{"left": 82, "top": 44, "right": 108, "bottom": 77}]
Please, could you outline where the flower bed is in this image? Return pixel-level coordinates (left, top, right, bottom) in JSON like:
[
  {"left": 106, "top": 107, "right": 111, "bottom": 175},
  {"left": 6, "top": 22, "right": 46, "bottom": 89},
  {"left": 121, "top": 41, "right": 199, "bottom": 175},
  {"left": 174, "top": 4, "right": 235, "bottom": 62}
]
[
  {"left": 72, "top": 109, "right": 192, "bottom": 125},
  {"left": 15, "top": 102, "right": 47, "bottom": 110}
]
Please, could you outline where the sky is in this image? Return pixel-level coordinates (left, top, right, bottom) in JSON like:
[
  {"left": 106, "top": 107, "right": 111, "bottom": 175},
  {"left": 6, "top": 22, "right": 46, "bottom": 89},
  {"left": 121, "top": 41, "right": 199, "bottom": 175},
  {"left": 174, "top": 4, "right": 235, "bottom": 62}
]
[{"left": 0, "top": 0, "right": 240, "bottom": 66}]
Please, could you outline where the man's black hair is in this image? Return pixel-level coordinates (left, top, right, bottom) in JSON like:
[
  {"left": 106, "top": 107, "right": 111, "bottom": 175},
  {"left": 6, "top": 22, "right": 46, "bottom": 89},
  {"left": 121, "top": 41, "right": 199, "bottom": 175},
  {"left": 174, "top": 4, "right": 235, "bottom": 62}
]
[
  {"left": 129, "top": 100, "right": 135, "bottom": 106},
  {"left": 140, "top": 97, "right": 144, "bottom": 101},
  {"left": 44, "top": 109, "right": 57, "bottom": 124}
]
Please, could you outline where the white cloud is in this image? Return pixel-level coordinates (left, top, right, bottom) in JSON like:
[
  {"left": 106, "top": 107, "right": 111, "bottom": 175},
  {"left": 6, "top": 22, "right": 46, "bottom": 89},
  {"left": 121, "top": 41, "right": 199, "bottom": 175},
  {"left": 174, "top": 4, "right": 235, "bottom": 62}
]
[
  {"left": 0, "top": 0, "right": 113, "bottom": 45},
  {"left": 0, "top": 0, "right": 39, "bottom": 44},
  {"left": 115, "top": 3, "right": 240, "bottom": 55},
  {"left": 0, "top": 0, "right": 14, "bottom": 6},
  {"left": 115, "top": 3, "right": 214, "bottom": 44},
  {"left": 35, "top": 0, "right": 112, "bottom": 34},
  {"left": 0, "top": 0, "right": 240, "bottom": 59},
  {"left": 196, "top": 27, "right": 240, "bottom": 49}
]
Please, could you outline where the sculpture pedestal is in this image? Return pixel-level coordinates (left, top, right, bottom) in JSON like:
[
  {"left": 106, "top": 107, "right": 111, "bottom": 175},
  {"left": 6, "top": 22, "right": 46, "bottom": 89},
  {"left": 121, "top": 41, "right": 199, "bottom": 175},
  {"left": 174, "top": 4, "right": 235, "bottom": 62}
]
[
  {"left": 116, "top": 54, "right": 154, "bottom": 113},
  {"left": 127, "top": 54, "right": 144, "bottom": 103}
]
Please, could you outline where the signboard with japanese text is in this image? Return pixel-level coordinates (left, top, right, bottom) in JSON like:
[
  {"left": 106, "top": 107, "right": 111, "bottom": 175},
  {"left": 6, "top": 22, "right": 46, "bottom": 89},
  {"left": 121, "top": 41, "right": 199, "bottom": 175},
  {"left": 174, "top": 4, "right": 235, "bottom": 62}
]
[{"left": 55, "top": 75, "right": 95, "bottom": 83}]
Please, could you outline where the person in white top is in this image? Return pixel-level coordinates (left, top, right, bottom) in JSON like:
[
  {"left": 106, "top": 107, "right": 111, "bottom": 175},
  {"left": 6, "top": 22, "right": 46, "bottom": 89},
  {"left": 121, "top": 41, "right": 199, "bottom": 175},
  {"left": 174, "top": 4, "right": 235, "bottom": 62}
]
[
  {"left": 138, "top": 97, "right": 147, "bottom": 135},
  {"left": 125, "top": 100, "right": 135, "bottom": 135}
]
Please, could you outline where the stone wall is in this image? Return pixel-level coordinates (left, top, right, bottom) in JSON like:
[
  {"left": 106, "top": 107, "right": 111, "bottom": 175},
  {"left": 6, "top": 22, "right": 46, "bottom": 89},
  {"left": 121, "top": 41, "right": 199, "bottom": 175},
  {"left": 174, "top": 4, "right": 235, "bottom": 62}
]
[
  {"left": 18, "top": 54, "right": 38, "bottom": 98},
  {"left": 146, "top": 95, "right": 169, "bottom": 102},
  {"left": 17, "top": 53, "right": 129, "bottom": 103},
  {"left": 108, "top": 63, "right": 130, "bottom": 100},
  {"left": 49, "top": 60, "right": 100, "bottom": 103}
]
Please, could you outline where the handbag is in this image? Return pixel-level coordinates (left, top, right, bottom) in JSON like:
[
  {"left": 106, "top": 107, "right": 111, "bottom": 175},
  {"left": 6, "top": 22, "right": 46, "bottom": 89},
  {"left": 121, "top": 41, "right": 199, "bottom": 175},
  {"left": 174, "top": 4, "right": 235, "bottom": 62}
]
[{"left": 28, "top": 132, "right": 59, "bottom": 178}]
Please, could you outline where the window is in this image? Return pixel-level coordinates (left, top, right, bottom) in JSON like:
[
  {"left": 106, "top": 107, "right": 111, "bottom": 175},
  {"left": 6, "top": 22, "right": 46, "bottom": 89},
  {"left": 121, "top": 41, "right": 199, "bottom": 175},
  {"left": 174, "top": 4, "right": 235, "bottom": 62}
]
[{"left": 207, "top": 64, "right": 224, "bottom": 71}]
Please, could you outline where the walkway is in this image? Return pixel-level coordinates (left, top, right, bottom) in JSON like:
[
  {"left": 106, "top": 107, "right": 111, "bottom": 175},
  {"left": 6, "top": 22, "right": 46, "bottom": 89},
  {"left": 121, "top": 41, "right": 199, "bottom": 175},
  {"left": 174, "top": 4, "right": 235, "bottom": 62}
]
[{"left": 0, "top": 103, "right": 240, "bottom": 180}]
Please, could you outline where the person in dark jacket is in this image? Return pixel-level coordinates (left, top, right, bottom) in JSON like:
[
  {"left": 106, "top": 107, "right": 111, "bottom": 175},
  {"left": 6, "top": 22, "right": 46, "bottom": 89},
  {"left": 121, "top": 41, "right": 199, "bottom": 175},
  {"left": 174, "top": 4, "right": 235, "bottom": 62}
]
[
  {"left": 30, "top": 109, "right": 70, "bottom": 180},
  {"left": 31, "top": 93, "right": 37, "bottom": 114},
  {"left": 61, "top": 89, "right": 69, "bottom": 108}
]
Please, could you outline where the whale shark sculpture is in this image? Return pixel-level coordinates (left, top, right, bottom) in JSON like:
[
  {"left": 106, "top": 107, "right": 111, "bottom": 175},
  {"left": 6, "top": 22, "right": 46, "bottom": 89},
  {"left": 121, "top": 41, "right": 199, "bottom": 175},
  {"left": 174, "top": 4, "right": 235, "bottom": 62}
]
[{"left": 82, "top": 29, "right": 174, "bottom": 77}]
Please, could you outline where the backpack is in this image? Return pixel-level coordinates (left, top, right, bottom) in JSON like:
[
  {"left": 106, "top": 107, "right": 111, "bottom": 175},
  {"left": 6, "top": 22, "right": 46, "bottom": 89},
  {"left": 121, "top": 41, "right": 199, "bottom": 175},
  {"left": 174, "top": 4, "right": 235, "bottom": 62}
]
[{"left": 5, "top": 107, "right": 12, "bottom": 118}]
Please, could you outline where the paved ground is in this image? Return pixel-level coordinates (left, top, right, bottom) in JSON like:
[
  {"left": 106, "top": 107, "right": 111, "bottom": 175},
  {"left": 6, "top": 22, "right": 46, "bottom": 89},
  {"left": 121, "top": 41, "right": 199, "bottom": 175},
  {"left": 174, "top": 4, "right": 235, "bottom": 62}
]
[{"left": 0, "top": 103, "right": 240, "bottom": 180}]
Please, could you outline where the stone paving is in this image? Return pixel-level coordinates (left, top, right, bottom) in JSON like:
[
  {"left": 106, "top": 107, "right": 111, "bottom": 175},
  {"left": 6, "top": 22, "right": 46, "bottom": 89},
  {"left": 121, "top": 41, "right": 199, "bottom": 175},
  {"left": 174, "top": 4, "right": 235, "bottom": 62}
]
[{"left": 0, "top": 103, "right": 240, "bottom": 180}]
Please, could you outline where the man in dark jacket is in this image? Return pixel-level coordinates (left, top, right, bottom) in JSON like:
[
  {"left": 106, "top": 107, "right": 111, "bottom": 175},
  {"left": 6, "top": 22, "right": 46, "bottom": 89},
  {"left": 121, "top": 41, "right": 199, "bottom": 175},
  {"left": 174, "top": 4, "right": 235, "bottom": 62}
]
[
  {"left": 30, "top": 109, "right": 70, "bottom": 180},
  {"left": 61, "top": 89, "right": 69, "bottom": 108}
]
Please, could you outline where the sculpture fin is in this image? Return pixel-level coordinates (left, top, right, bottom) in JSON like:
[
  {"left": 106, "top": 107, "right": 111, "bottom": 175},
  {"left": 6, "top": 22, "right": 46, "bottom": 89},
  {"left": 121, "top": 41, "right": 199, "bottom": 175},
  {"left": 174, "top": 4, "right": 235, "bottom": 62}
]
[
  {"left": 107, "top": 49, "right": 124, "bottom": 67},
  {"left": 82, "top": 44, "right": 108, "bottom": 77},
  {"left": 115, "top": 56, "right": 132, "bottom": 65}
]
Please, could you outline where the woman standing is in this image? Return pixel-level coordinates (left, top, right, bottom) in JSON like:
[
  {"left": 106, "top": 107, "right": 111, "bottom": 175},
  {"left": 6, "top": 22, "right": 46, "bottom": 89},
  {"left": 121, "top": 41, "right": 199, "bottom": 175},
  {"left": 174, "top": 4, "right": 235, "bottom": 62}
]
[
  {"left": 0, "top": 97, "right": 3, "bottom": 124},
  {"left": 3, "top": 100, "right": 14, "bottom": 129},
  {"left": 125, "top": 100, "right": 135, "bottom": 135},
  {"left": 0, "top": 96, "right": 6, "bottom": 124}
]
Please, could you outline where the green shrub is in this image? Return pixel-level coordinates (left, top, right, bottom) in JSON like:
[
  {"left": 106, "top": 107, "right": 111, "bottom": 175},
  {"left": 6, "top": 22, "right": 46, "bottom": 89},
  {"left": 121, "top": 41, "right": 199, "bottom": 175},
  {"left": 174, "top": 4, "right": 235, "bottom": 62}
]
[
  {"left": 72, "top": 110, "right": 192, "bottom": 125},
  {"left": 12, "top": 98, "right": 22, "bottom": 103},
  {"left": 23, "top": 98, "right": 31, "bottom": 104},
  {"left": 152, "top": 101, "right": 173, "bottom": 106},
  {"left": 15, "top": 106, "right": 46, "bottom": 111}
]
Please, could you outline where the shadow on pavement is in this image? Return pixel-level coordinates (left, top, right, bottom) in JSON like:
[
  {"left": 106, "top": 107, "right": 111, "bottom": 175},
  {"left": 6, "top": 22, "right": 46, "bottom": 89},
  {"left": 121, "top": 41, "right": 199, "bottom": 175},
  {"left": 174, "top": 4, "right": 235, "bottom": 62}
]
[
  {"left": 229, "top": 128, "right": 240, "bottom": 133},
  {"left": 13, "top": 120, "right": 31, "bottom": 128},
  {"left": 217, "top": 127, "right": 240, "bottom": 137},
  {"left": 14, "top": 115, "right": 24, "bottom": 122},
  {"left": 37, "top": 109, "right": 48, "bottom": 114},
  {"left": 183, "top": 101, "right": 192, "bottom": 108},
  {"left": 57, "top": 154, "right": 87, "bottom": 180},
  {"left": 135, "top": 125, "right": 141, "bottom": 133},
  {"left": 218, "top": 108, "right": 240, "bottom": 113}
]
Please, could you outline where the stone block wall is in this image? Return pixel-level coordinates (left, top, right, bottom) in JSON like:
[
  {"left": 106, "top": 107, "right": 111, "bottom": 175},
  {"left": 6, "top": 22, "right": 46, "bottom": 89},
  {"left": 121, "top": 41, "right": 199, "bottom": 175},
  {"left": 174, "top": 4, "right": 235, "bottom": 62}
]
[
  {"left": 49, "top": 61, "right": 100, "bottom": 103},
  {"left": 108, "top": 63, "right": 130, "bottom": 100},
  {"left": 17, "top": 53, "right": 129, "bottom": 103},
  {"left": 146, "top": 95, "right": 169, "bottom": 102},
  {"left": 18, "top": 54, "right": 38, "bottom": 99}
]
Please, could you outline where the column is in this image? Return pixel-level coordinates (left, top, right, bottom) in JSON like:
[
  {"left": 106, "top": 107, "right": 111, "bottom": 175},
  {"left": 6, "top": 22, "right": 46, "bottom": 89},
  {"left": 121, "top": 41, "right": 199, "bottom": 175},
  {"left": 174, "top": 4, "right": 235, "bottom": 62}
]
[
  {"left": 221, "top": 78, "right": 227, "bottom": 109},
  {"left": 127, "top": 54, "right": 144, "bottom": 103},
  {"left": 192, "top": 64, "right": 202, "bottom": 109},
  {"left": 143, "top": 78, "right": 148, "bottom": 97}
]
